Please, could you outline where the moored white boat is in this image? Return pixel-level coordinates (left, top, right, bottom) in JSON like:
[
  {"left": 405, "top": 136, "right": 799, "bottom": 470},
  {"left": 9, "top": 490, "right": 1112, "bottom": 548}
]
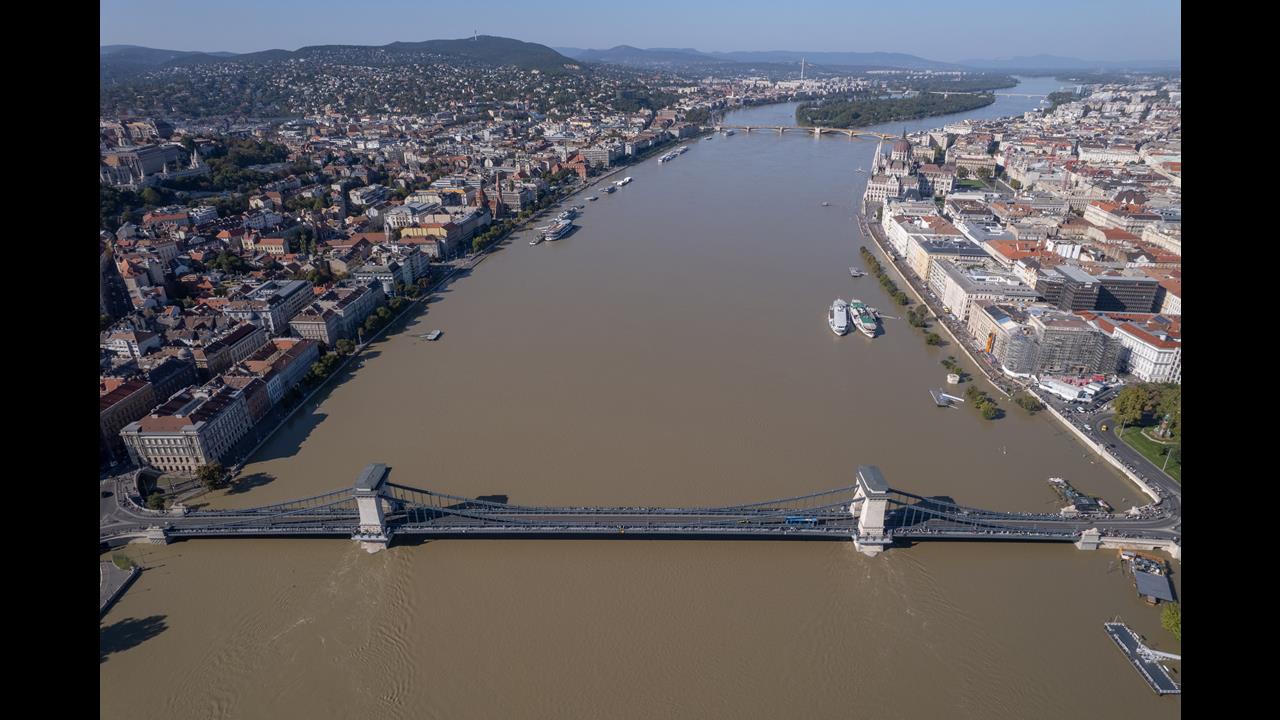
[
  {"left": 829, "top": 299, "right": 850, "bottom": 336},
  {"left": 848, "top": 299, "right": 878, "bottom": 338}
]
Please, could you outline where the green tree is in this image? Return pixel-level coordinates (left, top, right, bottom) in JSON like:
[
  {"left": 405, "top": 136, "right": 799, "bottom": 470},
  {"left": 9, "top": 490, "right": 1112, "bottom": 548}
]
[
  {"left": 1013, "top": 392, "right": 1044, "bottom": 413},
  {"left": 956, "top": 166, "right": 969, "bottom": 179},
  {"left": 979, "top": 402, "right": 999, "bottom": 420},
  {"left": 976, "top": 166, "right": 992, "bottom": 182},
  {"left": 100, "top": 314, "right": 114, "bottom": 332},
  {"left": 140, "top": 187, "right": 166, "bottom": 207},
  {"left": 195, "top": 462, "right": 226, "bottom": 490},
  {"left": 335, "top": 339, "right": 355, "bottom": 356},
  {"left": 1156, "top": 384, "right": 1181, "bottom": 440},
  {"left": 145, "top": 492, "right": 167, "bottom": 511},
  {"left": 1113, "top": 384, "right": 1157, "bottom": 425},
  {"left": 925, "top": 332, "right": 943, "bottom": 346},
  {"left": 1161, "top": 602, "right": 1181, "bottom": 641}
]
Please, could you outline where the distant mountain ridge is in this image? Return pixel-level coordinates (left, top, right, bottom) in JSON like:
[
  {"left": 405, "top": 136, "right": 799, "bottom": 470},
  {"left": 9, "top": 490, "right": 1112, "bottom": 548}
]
[
  {"left": 101, "top": 36, "right": 582, "bottom": 80},
  {"left": 557, "top": 46, "right": 955, "bottom": 70},
  {"left": 102, "top": 40, "right": 1179, "bottom": 78},
  {"left": 955, "top": 54, "right": 1181, "bottom": 71}
]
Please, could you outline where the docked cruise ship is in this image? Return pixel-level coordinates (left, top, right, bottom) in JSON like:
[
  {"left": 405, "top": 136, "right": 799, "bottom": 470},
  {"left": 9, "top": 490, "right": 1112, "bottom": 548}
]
[
  {"left": 848, "top": 299, "right": 878, "bottom": 338},
  {"left": 543, "top": 219, "right": 573, "bottom": 241},
  {"left": 829, "top": 299, "right": 850, "bottom": 336},
  {"left": 677, "top": 146, "right": 689, "bottom": 154}
]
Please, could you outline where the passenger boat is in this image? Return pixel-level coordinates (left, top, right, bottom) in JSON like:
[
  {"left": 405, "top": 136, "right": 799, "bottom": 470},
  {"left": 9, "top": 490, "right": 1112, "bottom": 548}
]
[
  {"left": 603, "top": 185, "right": 616, "bottom": 194},
  {"left": 543, "top": 219, "right": 573, "bottom": 241},
  {"left": 848, "top": 299, "right": 878, "bottom": 338},
  {"left": 829, "top": 299, "right": 850, "bottom": 336}
]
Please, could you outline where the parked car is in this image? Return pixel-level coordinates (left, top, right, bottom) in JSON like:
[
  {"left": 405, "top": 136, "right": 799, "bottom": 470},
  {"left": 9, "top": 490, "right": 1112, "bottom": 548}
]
[{"left": 101, "top": 490, "right": 113, "bottom": 498}]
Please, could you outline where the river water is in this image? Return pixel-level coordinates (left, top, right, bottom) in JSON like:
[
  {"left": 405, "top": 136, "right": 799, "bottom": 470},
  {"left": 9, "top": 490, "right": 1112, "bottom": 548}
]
[{"left": 101, "top": 77, "right": 1180, "bottom": 719}]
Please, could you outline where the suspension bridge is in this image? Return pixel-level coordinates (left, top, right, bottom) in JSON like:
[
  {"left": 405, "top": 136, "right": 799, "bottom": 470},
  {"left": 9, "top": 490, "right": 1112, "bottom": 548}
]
[
  {"left": 102, "top": 464, "right": 1181, "bottom": 558},
  {"left": 713, "top": 124, "right": 895, "bottom": 139}
]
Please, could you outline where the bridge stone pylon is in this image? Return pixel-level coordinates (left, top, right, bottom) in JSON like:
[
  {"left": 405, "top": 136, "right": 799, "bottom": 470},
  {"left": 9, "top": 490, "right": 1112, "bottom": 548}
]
[
  {"left": 353, "top": 463, "right": 393, "bottom": 553},
  {"left": 850, "top": 465, "right": 894, "bottom": 557}
]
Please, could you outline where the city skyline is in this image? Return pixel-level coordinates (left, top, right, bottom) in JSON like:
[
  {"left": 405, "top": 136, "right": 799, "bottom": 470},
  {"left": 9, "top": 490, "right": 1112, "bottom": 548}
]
[{"left": 100, "top": 0, "right": 1181, "bottom": 64}]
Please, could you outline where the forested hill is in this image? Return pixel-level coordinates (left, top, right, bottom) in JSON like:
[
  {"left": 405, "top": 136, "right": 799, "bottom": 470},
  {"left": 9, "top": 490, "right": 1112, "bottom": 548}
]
[{"left": 101, "top": 36, "right": 581, "bottom": 81}]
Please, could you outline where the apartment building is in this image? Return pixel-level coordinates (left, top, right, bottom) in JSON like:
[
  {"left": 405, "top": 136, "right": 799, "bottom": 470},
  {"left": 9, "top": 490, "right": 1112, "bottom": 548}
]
[{"left": 121, "top": 379, "right": 255, "bottom": 474}]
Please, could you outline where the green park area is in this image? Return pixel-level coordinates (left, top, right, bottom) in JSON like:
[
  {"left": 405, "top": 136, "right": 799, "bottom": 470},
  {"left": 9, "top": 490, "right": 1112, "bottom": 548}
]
[
  {"left": 1110, "top": 382, "right": 1181, "bottom": 485},
  {"left": 1117, "top": 425, "right": 1181, "bottom": 484}
]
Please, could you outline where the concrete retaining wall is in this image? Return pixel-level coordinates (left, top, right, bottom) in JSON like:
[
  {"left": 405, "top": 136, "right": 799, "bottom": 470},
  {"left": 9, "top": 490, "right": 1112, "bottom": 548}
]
[{"left": 1030, "top": 389, "right": 1162, "bottom": 504}]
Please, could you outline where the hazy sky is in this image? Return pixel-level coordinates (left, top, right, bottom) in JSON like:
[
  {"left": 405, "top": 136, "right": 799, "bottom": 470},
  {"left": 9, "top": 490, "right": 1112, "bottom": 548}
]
[{"left": 101, "top": 0, "right": 1180, "bottom": 62}]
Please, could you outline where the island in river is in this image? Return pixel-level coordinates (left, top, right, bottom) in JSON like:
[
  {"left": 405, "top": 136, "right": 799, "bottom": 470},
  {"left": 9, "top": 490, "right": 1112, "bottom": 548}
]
[{"left": 797, "top": 92, "right": 995, "bottom": 128}]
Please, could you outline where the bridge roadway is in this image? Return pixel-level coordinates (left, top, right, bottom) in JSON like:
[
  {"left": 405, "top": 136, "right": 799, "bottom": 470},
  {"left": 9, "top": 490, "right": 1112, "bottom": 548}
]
[
  {"left": 101, "top": 465, "right": 1181, "bottom": 557},
  {"left": 713, "top": 124, "right": 894, "bottom": 139}
]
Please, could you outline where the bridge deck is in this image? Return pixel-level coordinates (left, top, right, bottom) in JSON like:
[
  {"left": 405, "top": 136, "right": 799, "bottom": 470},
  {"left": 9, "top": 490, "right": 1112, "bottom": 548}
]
[{"left": 105, "top": 467, "right": 1179, "bottom": 550}]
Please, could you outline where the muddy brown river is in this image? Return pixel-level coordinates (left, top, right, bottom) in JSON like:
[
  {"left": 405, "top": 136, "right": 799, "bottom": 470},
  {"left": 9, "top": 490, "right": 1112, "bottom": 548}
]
[{"left": 101, "top": 78, "right": 1181, "bottom": 719}]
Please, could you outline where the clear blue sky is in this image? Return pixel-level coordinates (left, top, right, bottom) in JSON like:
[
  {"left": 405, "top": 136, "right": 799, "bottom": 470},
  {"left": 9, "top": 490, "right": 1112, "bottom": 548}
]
[{"left": 101, "top": 0, "right": 1180, "bottom": 62}]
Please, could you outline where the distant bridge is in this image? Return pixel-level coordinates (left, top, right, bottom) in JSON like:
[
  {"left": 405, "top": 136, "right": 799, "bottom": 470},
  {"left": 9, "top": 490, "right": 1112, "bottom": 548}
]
[
  {"left": 925, "top": 91, "right": 1049, "bottom": 99},
  {"left": 714, "top": 124, "right": 895, "bottom": 140},
  {"left": 103, "top": 464, "right": 1181, "bottom": 559}
]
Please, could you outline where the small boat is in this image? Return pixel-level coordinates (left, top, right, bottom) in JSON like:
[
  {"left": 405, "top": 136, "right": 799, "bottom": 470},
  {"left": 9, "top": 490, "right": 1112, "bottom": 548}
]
[
  {"left": 423, "top": 330, "right": 442, "bottom": 341},
  {"left": 587, "top": 196, "right": 598, "bottom": 201},
  {"left": 529, "top": 235, "right": 543, "bottom": 246},
  {"left": 603, "top": 185, "right": 616, "bottom": 194},
  {"left": 704, "top": 136, "right": 713, "bottom": 141},
  {"left": 576, "top": 205, "right": 585, "bottom": 210},
  {"left": 677, "top": 146, "right": 689, "bottom": 154},
  {"left": 616, "top": 176, "right": 633, "bottom": 186},
  {"left": 821, "top": 202, "right": 830, "bottom": 207},
  {"left": 723, "top": 129, "right": 735, "bottom": 136},
  {"left": 848, "top": 267, "right": 865, "bottom": 277},
  {"left": 829, "top": 299, "right": 850, "bottom": 336}
]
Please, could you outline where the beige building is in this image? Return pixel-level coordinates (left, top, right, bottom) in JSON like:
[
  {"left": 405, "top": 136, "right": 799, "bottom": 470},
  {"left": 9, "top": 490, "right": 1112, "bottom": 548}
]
[{"left": 121, "top": 379, "right": 255, "bottom": 474}]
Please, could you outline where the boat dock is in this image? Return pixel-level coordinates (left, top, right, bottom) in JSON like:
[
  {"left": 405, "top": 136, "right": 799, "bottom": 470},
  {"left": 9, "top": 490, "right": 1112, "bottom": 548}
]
[
  {"left": 1103, "top": 622, "right": 1180, "bottom": 695},
  {"left": 930, "top": 389, "right": 965, "bottom": 407},
  {"left": 1121, "top": 552, "right": 1176, "bottom": 604},
  {"left": 1047, "top": 477, "right": 1110, "bottom": 515}
]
